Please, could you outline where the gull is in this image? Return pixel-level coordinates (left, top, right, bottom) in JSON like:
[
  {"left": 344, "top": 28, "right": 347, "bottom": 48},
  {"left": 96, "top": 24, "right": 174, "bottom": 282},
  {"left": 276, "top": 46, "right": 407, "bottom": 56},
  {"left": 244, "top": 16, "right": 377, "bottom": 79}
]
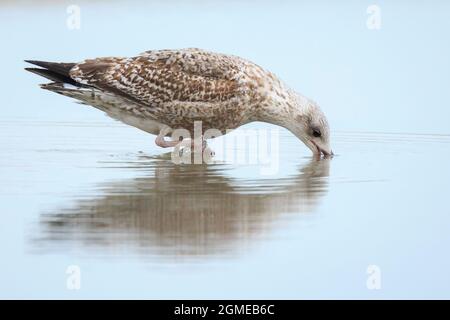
[{"left": 25, "top": 48, "right": 332, "bottom": 157}]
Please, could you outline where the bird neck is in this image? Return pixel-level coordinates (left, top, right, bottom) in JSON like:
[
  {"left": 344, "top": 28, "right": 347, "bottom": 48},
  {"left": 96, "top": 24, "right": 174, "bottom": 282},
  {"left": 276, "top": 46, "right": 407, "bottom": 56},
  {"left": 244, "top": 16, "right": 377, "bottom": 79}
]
[{"left": 254, "top": 82, "right": 311, "bottom": 130}]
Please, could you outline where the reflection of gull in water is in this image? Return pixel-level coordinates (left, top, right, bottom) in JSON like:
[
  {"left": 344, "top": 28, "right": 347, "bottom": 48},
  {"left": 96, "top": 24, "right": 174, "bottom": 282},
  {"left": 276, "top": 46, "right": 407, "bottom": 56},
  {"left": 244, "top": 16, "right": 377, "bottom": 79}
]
[{"left": 35, "top": 157, "right": 330, "bottom": 260}]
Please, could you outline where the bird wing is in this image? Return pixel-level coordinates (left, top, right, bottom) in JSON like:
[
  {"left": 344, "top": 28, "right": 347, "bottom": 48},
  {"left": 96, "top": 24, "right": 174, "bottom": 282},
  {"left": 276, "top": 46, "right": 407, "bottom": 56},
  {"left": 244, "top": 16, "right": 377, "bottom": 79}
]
[{"left": 69, "top": 48, "right": 249, "bottom": 107}]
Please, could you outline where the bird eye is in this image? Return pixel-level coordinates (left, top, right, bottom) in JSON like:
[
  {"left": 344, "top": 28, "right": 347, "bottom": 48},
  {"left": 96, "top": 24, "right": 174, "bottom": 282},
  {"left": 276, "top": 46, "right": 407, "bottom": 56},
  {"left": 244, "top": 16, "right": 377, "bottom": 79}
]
[{"left": 312, "top": 128, "right": 321, "bottom": 138}]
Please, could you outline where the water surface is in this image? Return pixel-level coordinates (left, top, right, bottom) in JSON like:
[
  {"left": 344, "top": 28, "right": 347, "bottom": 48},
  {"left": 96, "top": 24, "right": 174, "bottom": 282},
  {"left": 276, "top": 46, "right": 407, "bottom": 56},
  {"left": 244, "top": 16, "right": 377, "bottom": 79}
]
[{"left": 1, "top": 0, "right": 450, "bottom": 299}]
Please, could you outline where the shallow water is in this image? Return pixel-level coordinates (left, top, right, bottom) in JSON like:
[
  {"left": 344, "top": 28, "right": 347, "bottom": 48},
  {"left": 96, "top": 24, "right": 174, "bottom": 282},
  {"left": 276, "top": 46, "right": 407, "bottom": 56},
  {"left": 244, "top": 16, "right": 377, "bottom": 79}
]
[
  {"left": 1, "top": 1, "right": 450, "bottom": 299},
  {"left": 2, "top": 119, "right": 450, "bottom": 299}
]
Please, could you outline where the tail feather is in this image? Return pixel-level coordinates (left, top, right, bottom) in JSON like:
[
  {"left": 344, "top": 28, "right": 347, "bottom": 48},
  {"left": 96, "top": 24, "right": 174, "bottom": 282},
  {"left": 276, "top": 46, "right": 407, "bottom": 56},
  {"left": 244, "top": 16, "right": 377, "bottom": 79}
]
[
  {"left": 39, "top": 82, "right": 113, "bottom": 113},
  {"left": 25, "top": 67, "right": 79, "bottom": 86},
  {"left": 24, "top": 60, "right": 89, "bottom": 88},
  {"left": 24, "top": 60, "right": 76, "bottom": 77}
]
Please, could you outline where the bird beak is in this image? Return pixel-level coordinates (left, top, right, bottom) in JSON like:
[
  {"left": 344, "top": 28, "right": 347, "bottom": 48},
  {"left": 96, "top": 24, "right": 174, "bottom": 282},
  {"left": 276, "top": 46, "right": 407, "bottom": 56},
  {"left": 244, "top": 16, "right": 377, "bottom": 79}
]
[
  {"left": 321, "top": 148, "right": 333, "bottom": 157},
  {"left": 309, "top": 140, "right": 333, "bottom": 158}
]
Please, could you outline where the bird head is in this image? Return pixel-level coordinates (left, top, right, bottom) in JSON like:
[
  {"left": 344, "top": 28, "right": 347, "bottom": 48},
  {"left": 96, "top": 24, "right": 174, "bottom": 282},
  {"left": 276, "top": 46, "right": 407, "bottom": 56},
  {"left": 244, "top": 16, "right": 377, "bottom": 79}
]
[{"left": 293, "top": 100, "right": 333, "bottom": 157}]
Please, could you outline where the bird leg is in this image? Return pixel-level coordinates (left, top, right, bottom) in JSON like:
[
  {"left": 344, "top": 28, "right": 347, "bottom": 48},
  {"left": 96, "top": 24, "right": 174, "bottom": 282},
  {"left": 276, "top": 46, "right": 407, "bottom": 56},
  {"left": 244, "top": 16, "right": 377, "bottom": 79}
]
[
  {"left": 155, "top": 130, "right": 208, "bottom": 151},
  {"left": 190, "top": 136, "right": 207, "bottom": 151},
  {"left": 177, "top": 136, "right": 214, "bottom": 160},
  {"left": 155, "top": 128, "right": 214, "bottom": 163},
  {"left": 155, "top": 129, "right": 207, "bottom": 150},
  {"left": 155, "top": 128, "right": 179, "bottom": 148}
]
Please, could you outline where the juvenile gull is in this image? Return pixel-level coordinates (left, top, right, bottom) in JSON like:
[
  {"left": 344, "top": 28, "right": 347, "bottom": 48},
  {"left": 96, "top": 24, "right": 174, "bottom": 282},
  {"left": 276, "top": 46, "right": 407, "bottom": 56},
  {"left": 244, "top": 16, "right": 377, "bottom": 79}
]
[{"left": 25, "top": 48, "right": 332, "bottom": 157}]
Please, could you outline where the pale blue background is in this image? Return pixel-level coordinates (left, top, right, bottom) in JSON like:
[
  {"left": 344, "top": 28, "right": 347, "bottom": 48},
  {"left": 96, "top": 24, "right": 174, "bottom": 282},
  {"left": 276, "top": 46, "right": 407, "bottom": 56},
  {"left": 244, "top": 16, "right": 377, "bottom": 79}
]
[{"left": 0, "top": 0, "right": 449, "bottom": 299}]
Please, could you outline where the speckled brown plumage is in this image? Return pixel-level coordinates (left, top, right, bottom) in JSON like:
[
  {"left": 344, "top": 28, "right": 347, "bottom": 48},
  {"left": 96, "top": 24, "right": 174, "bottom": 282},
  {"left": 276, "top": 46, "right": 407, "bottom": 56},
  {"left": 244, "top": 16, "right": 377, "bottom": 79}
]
[{"left": 67, "top": 48, "right": 274, "bottom": 133}]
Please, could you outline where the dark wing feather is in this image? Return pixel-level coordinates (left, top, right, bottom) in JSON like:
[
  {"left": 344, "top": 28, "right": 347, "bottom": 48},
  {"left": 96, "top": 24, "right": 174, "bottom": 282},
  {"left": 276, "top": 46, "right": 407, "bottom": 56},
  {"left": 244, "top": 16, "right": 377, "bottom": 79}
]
[
  {"left": 25, "top": 60, "right": 79, "bottom": 86},
  {"left": 25, "top": 67, "right": 80, "bottom": 86},
  {"left": 25, "top": 60, "right": 76, "bottom": 76}
]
